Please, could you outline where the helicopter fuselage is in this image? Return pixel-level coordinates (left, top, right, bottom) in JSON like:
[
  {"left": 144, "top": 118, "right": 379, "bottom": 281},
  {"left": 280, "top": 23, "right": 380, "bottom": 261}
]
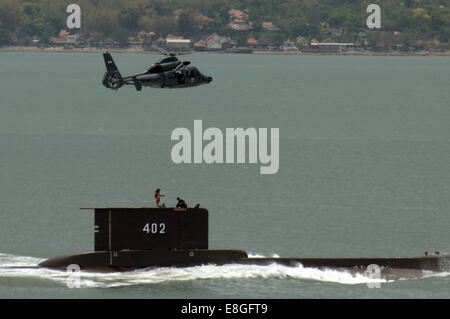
[
  {"left": 102, "top": 52, "right": 212, "bottom": 91},
  {"left": 127, "top": 65, "right": 212, "bottom": 89}
]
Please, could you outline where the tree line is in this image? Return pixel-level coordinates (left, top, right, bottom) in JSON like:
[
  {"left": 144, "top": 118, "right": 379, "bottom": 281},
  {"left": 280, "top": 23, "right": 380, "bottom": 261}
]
[{"left": 0, "top": 0, "right": 449, "bottom": 49}]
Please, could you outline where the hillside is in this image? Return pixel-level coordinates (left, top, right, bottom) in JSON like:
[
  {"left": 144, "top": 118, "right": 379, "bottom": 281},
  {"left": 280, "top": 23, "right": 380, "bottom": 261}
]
[{"left": 0, "top": 0, "right": 449, "bottom": 50}]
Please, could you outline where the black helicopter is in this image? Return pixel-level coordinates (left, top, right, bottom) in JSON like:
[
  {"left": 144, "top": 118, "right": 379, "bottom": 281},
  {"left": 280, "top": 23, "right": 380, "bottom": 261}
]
[{"left": 102, "top": 49, "right": 213, "bottom": 91}]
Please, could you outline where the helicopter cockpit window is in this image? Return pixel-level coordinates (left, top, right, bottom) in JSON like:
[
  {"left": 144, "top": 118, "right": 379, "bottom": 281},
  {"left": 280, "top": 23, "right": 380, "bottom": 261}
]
[{"left": 188, "top": 68, "right": 199, "bottom": 78}]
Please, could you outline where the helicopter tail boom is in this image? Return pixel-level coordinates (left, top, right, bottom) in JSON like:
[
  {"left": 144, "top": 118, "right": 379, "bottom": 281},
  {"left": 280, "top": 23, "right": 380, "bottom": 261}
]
[{"left": 102, "top": 52, "right": 124, "bottom": 90}]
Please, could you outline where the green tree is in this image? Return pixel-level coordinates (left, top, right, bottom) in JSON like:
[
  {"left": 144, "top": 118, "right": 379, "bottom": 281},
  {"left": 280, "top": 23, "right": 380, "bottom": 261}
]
[
  {"left": 119, "top": 4, "right": 142, "bottom": 31},
  {"left": 0, "top": 0, "right": 20, "bottom": 32},
  {"left": 178, "top": 11, "right": 197, "bottom": 36}
]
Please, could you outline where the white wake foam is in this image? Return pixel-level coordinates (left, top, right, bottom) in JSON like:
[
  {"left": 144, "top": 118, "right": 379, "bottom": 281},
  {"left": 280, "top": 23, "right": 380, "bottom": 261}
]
[{"left": 0, "top": 253, "right": 447, "bottom": 289}]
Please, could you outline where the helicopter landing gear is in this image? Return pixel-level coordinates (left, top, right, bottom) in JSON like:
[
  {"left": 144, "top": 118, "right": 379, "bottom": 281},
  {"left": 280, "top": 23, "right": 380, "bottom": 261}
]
[{"left": 132, "top": 77, "right": 142, "bottom": 91}]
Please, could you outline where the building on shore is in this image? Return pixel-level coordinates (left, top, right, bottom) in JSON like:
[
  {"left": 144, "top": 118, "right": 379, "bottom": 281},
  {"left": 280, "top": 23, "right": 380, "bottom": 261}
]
[
  {"left": 282, "top": 39, "right": 299, "bottom": 52},
  {"left": 247, "top": 37, "right": 258, "bottom": 48},
  {"left": 165, "top": 37, "right": 192, "bottom": 52},
  {"left": 262, "top": 21, "right": 280, "bottom": 32},
  {"left": 127, "top": 37, "right": 143, "bottom": 49},
  {"left": 228, "top": 8, "right": 253, "bottom": 31},
  {"left": 194, "top": 33, "right": 231, "bottom": 52},
  {"left": 51, "top": 30, "right": 80, "bottom": 49},
  {"left": 305, "top": 39, "right": 359, "bottom": 53}
]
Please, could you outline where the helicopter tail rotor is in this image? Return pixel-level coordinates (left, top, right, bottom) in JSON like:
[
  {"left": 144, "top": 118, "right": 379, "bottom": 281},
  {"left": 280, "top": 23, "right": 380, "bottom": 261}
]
[{"left": 102, "top": 52, "right": 124, "bottom": 90}]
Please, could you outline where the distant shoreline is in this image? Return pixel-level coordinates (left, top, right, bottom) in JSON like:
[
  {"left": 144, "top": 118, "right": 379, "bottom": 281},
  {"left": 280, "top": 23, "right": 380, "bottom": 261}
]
[{"left": 1, "top": 46, "right": 450, "bottom": 56}]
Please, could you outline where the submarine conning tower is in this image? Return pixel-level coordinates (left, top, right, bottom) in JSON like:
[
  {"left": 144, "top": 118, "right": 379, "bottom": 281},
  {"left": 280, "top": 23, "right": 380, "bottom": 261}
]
[
  {"left": 39, "top": 207, "right": 248, "bottom": 270},
  {"left": 91, "top": 207, "right": 209, "bottom": 251}
]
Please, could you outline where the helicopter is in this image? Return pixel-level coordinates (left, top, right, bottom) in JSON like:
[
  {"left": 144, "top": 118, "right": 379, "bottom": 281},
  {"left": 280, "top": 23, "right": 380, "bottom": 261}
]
[{"left": 102, "top": 48, "right": 213, "bottom": 91}]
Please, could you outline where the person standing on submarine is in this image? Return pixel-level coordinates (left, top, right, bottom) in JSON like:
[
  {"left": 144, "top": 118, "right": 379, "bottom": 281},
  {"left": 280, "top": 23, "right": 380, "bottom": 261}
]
[
  {"left": 176, "top": 197, "right": 187, "bottom": 208},
  {"left": 154, "top": 188, "right": 164, "bottom": 208}
]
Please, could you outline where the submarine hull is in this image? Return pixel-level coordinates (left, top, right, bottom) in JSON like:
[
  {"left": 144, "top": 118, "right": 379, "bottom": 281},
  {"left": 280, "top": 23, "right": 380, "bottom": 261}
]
[
  {"left": 39, "top": 250, "right": 450, "bottom": 279},
  {"left": 39, "top": 250, "right": 248, "bottom": 271},
  {"left": 40, "top": 207, "right": 449, "bottom": 279}
]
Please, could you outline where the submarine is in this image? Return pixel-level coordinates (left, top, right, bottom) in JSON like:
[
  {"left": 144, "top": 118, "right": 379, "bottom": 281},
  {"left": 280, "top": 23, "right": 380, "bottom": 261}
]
[{"left": 39, "top": 207, "right": 450, "bottom": 279}]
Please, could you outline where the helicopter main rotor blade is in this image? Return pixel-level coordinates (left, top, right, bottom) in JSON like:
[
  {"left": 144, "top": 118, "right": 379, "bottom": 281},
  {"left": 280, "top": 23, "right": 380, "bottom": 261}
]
[
  {"left": 150, "top": 44, "right": 170, "bottom": 56},
  {"left": 172, "top": 61, "right": 191, "bottom": 73},
  {"left": 150, "top": 44, "right": 191, "bottom": 57},
  {"left": 173, "top": 65, "right": 183, "bottom": 73}
]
